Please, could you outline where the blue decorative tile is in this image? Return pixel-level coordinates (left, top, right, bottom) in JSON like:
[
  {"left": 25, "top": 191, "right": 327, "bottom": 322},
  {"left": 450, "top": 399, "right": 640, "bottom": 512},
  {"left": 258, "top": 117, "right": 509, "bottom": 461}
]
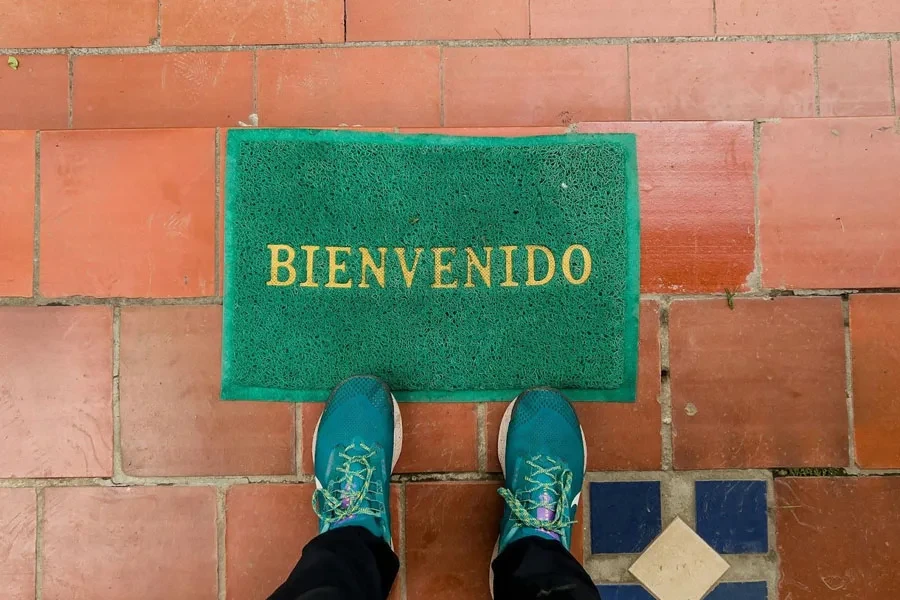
[
  {"left": 705, "top": 581, "right": 768, "bottom": 600},
  {"left": 596, "top": 584, "right": 655, "bottom": 600},
  {"left": 590, "top": 481, "right": 661, "bottom": 554},
  {"left": 695, "top": 480, "right": 768, "bottom": 554}
]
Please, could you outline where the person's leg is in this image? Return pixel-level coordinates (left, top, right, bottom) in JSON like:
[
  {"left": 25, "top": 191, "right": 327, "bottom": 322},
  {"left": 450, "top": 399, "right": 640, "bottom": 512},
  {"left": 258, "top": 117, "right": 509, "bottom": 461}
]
[
  {"left": 491, "top": 389, "right": 602, "bottom": 600},
  {"left": 268, "top": 376, "right": 402, "bottom": 600}
]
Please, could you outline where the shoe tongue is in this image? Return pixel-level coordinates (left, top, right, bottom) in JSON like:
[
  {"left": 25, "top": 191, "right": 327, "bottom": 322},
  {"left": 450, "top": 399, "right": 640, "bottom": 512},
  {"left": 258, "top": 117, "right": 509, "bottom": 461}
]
[{"left": 526, "top": 460, "right": 562, "bottom": 541}]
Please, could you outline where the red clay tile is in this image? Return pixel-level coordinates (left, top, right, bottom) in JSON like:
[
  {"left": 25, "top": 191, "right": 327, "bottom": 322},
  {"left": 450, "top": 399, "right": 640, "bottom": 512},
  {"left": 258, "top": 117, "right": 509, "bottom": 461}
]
[
  {"left": 0, "top": 488, "right": 35, "bottom": 600},
  {"left": 759, "top": 118, "right": 900, "bottom": 289},
  {"left": 406, "top": 482, "right": 503, "bottom": 600},
  {"left": 0, "top": 55, "right": 68, "bottom": 129},
  {"left": 531, "top": 0, "right": 713, "bottom": 38},
  {"left": 894, "top": 43, "right": 900, "bottom": 116},
  {"left": 347, "top": 0, "right": 528, "bottom": 41},
  {"left": 717, "top": 0, "right": 900, "bottom": 35},
  {"left": 776, "top": 477, "right": 900, "bottom": 599},
  {"left": 40, "top": 129, "right": 216, "bottom": 298},
  {"left": 257, "top": 48, "right": 441, "bottom": 127},
  {"left": 399, "top": 126, "right": 569, "bottom": 136},
  {"left": 578, "top": 121, "right": 755, "bottom": 293},
  {"left": 443, "top": 46, "right": 628, "bottom": 127},
  {"left": 42, "top": 486, "right": 217, "bottom": 600},
  {"left": 73, "top": 53, "right": 254, "bottom": 128},
  {"left": 850, "top": 294, "right": 900, "bottom": 468},
  {"left": 630, "top": 42, "right": 815, "bottom": 120},
  {"left": 0, "top": 307, "right": 112, "bottom": 477},
  {"left": 818, "top": 41, "right": 893, "bottom": 117},
  {"left": 301, "top": 402, "right": 478, "bottom": 474},
  {"left": 485, "top": 302, "right": 661, "bottom": 472},
  {"left": 0, "top": 0, "right": 157, "bottom": 47},
  {"left": 0, "top": 131, "right": 34, "bottom": 297},
  {"left": 670, "top": 298, "right": 848, "bottom": 469},
  {"left": 161, "top": 0, "right": 343, "bottom": 45},
  {"left": 225, "top": 484, "right": 316, "bottom": 600},
  {"left": 226, "top": 483, "right": 403, "bottom": 599},
  {"left": 120, "top": 306, "right": 294, "bottom": 476}
]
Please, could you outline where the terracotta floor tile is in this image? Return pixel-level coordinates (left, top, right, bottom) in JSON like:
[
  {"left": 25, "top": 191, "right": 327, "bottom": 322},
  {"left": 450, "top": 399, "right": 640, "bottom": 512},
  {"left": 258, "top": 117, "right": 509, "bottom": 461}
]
[
  {"left": 301, "top": 402, "right": 478, "bottom": 474},
  {"left": 443, "top": 45, "right": 628, "bottom": 127},
  {"left": 40, "top": 129, "right": 216, "bottom": 298},
  {"left": 73, "top": 53, "right": 254, "bottom": 128},
  {"left": 0, "top": 488, "right": 36, "bottom": 600},
  {"left": 578, "top": 122, "right": 755, "bottom": 293},
  {"left": 161, "top": 0, "right": 344, "bottom": 45},
  {"left": 42, "top": 486, "right": 217, "bottom": 600},
  {"left": 0, "top": 55, "right": 68, "bottom": 129},
  {"left": 257, "top": 48, "right": 441, "bottom": 127},
  {"left": 0, "top": 131, "right": 35, "bottom": 297},
  {"left": 759, "top": 117, "right": 900, "bottom": 288},
  {"left": 531, "top": 0, "right": 713, "bottom": 38},
  {"left": 406, "top": 482, "right": 503, "bottom": 600},
  {"left": 670, "top": 297, "right": 848, "bottom": 469},
  {"left": 119, "top": 306, "right": 295, "bottom": 476},
  {"left": 485, "top": 302, "right": 661, "bottom": 472},
  {"left": 849, "top": 294, "right": 900, "bottom": 468},
  {"left": 226, "top": 483, "right": 403, "bottom": 599},
  {"left": 0, "top": 0, "right": 157, "bottom": 47},
  {"left": 347, "top": 0, "right": 528, "bottom": 41},
  {"left": 716, "top": 0, "right": 900, "bottom": 35},
  {"left": 776, "top": 477, "right": 900, "bottom": 599},
  {"left": 0, "top": 306, "right": 112, "bottom": 477},
  {"left": 818, "top": 41, "right": 893, "bottom": 117}
]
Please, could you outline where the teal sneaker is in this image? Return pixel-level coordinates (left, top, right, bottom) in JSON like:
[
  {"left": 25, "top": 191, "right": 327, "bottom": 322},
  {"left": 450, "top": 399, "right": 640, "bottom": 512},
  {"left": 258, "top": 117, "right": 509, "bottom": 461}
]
[
  {"left": 311, "top": 376, "right": 402, "bottom": 547},
  {"left": 496, "top": 388, "right": 586, "bottom": 555}
]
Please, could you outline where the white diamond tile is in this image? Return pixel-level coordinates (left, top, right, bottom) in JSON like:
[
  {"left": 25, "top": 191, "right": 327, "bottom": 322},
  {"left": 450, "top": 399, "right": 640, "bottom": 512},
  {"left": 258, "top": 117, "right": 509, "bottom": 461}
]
[{"left": 629, "top": 517, "right": 729, "bottom": 600}]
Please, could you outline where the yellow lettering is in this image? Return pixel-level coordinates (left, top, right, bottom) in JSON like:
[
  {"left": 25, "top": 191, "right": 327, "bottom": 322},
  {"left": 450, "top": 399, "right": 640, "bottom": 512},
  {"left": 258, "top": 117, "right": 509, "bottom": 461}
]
[
  {"left": 395, "top": 248, "right": 424, "bottom": 288},
  {"left": 464, "top": 247, "right": 492, "bottom": 288},
  {"left": 526, "top": 245, "right": 556, "bottom": 286},
  {"left": 432, "top": 247, "right": 458, "bottom": 289},
  {"left": 325, "top": 246, "right": 353, "bottom": 288},
  {"left": 562, "top": 244, "right": 592, "bottom": 285},
  {"left": 267, "top": 244, "right": 297, "bottom": 286},
  {"left": 499, "top": 246, "right": 519, "bottom": 287},
  {"left": 359, "top": 247, "right": 387, "bottom": 289},
  {"left": 299, "top": 245, "right": 320, "bottom": 287}
]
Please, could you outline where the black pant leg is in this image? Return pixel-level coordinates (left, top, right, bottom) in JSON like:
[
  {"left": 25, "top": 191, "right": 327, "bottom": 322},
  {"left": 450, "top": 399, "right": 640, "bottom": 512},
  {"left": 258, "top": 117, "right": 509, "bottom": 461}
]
[
  {"left": 492, "top": 537, "right": 602, "bottom": 600},
  {"left": 268, "top": 526, "right": 399, "bottom": 600}
]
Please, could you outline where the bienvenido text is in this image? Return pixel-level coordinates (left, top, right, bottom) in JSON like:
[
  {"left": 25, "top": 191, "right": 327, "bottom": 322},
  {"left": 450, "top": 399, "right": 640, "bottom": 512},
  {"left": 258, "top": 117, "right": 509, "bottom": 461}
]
[{"left": 265, "top": 245, "right": 593, "bottom": 289}]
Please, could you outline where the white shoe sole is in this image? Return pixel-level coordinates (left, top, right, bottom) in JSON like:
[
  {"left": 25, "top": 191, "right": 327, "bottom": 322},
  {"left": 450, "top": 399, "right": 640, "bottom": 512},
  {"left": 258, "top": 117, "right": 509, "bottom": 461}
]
[
  {"left": 490, "top": 396, "right": 588, "bottom": 599},
  {"left": 311, "top": 393, "right": 404, "bottom": 549}
]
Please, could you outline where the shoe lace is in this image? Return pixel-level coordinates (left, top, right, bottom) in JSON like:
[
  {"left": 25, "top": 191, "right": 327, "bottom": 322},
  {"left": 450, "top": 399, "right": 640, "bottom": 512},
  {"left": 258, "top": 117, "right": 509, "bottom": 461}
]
[
  {"left": 498, "top": 455, "right": 575, "bottom": 535},
  {"left": 312, "top": 443, "right": 385, "bottom": 526}
]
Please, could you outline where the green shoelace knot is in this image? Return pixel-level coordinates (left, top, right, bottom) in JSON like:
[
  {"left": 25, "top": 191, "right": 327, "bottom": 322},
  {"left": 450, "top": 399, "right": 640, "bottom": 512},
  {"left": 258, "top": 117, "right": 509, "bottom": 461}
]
[
  {"left": 498, "top": 455, "right": 575, "bottom": 535},
  {"left": 313, "top": 442, "right": 386, "bottom": 525}
]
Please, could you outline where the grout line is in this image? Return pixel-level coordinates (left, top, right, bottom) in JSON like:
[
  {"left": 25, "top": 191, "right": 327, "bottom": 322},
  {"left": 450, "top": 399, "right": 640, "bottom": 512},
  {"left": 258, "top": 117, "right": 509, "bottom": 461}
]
[
  {"left": 214, "top": 128, "right": 222, "bottom": 295},
  {"left": 34, "top": 488, "right": 44, "bottom": 600},
  {"left": 527, "top": 0, "right": 532, "bottom": 38},
  {"left": 712, "top": 0, "right": 717, "bottom": 36},
  {"left": 343, "top": 0, "right": 348, "bottom": 42},
  {"left": 112, "top": 306, "right": 124, "bottom": 482},
  {"left": 813, "top": 41, "right": 821, "bottom": 116},
  {"left": 438, "top": 46, "right": 445, "bottom": 127},
  {"left": 581, "top": 477, "right": 591, "bottom": 563},
  {"left": 889, "top": 41, "right": 897, "bottom": 116},
  {"left": 766, "top": 476, "right": 781, "bottom": 600},
  {"left": 397, "top": 483, "right": 408, "bottom": 600},
  {"left": 216, "top": 486, "right": 227, "bottom": 600},
  {"left": 295, "top": 404, "right": 303, "bottom": 476},
  {"left": 749, "top": 120, "right": 763, "bottom": 291},
  {"left": 4, "top": 33, "right": 900, "bottom": 55},
  {"left": 0, "top": 296, "right": 224, "bottom": 307},
  {"left": 66, "top": 54, "right": 74, "bottom": 128},
  {"left": 625, "top": 45, "right": 632, "bottom": 120},
  {"left": 659, "top": 300, "right": 673, "bottom": 471},
  {"left": 251, "top": 51, "right": 259, "bottom": 120},
  {"left": 31, "top": 132, "right": 41, "bottom": 299},
  {"left": 476, "top": 403, "right": 487, "bottom": 472},
  {"left": 155, "top": 0, "right": 163, "bottom": 45},
  {"left": 843, "top": 296, "right": 859, "bottom": 472}
]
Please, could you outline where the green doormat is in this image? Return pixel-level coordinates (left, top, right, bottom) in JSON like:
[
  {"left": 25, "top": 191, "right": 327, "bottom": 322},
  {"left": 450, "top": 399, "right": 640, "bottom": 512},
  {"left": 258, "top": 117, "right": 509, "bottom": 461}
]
[{"left": 223, "top": 129, "right": 639, "bottom": 402}]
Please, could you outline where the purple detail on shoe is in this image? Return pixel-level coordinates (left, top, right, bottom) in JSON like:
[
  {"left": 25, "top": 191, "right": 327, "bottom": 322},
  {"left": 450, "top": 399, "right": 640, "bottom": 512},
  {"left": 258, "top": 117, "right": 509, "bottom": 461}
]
[{"left": 536, "top": 492, "right": 561, "bottom": 541}]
